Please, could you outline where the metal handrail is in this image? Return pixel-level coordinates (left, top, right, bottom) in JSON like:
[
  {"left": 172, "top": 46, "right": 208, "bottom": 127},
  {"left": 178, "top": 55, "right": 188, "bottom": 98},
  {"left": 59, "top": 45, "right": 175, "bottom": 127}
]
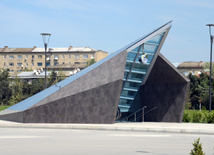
[
  {"left": 144, "top": 107, "right": 157, "bottom": 115},
  {"left": 120, "top": 106, "right": 147, "bottom": 122},
  {"left": 119, "top": 106, "right": 157, "bottom": 122},
  {"left": 133, "top": 107, "right": 157, "bottom": 122}
]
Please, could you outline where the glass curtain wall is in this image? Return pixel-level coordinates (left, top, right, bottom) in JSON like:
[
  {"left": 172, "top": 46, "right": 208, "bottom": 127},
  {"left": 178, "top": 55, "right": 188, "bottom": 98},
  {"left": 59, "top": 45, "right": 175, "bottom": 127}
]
[{"left": 119, "top": 33, "right": 164, "bottom": 112}]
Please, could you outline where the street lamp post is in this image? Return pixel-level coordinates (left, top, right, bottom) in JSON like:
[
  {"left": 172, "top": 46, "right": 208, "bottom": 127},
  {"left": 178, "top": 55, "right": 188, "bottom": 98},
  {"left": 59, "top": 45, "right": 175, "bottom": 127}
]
[
  {"left": 206, "top": 24, "right": 214, "bottom": 113},
  {"left": 40, "top": 33, "right": 51, "bottom": 89}
]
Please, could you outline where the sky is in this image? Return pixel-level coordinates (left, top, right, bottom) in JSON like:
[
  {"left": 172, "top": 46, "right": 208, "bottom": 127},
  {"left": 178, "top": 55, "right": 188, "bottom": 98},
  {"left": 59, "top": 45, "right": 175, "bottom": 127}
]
[{"left": 0, "top": 0, "right": 214, "bottom": 63}]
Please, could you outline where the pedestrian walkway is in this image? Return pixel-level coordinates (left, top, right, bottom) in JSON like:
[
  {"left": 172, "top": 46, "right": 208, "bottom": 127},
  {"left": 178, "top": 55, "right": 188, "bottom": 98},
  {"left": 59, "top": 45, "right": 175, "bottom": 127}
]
[{"left": 0, "top": 120, "right": 214, "bottom": 135}]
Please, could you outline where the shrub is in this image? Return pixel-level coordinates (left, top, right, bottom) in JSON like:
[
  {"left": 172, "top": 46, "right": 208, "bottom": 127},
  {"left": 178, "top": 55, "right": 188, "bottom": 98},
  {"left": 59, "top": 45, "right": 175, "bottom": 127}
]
[
  {"left": 201, "top": 106, "right": 206, "bottom": 110},
  {"left": 183, "top": 112, "right": 191, "bottom": 122},
  {"left": 205, "top": 112, "right": 214, "bottom": 123},
  {"left": 201, "top": 113, "right": 207, "bottom": 123},
  {"left": 192, "top": 111, "right": 203, "bottom": 123},
  {"left": 190, "top": 138, "right": 205, "bottom": 155}
]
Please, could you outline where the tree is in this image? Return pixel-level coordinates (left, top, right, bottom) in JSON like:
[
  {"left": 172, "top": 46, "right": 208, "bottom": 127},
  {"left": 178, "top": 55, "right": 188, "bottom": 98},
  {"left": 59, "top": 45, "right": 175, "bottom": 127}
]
[
  {"left": 47, "top": 70, "right": 57, "bottom": 87},
  {"left": 9, "top": 76, "right": 23, "bottom": 105},
  {"left": 86, "top": 59, "right": 96, "bottom": 67},
  {"left": 187, "top": 72, "right": 214, "bottom": 110},
  {"left": 21, "top": 80, "right": 31, "bottom": 100},
  {"left": 190, "top": 138, "right": 205, "bottom": 155},
  {"left": 188, "top": 73, "right": 200, "bottom": 109},
  {"left": 56, "top": 69, "right": 66, "bottom": 83},
  {"left": 0, "top": 69, "right": 12, "bottom": 105},
  {"left": 30, "top": 79, "right": 44, "bottom": 95}
]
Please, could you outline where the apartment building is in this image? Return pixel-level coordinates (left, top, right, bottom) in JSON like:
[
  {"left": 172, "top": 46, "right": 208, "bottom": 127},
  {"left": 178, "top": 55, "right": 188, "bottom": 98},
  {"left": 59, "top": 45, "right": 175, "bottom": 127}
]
[
  {"left": 0, "top": 46, "right": 108, "bottom": 72},
  {"left": 177, "top": 61, "right": 206, "bottom": 76}
]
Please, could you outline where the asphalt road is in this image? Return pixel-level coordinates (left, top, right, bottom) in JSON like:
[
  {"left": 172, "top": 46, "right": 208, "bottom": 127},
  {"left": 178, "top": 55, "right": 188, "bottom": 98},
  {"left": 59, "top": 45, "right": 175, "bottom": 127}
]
[{"left": 0, "top": 128, "right": 213, "bottom": 155}]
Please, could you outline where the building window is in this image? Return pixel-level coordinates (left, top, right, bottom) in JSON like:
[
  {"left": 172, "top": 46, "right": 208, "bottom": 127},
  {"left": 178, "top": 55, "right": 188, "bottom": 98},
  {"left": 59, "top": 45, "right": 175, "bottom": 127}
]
[
  {"left": 9, "top": 63, "right": 14, "bottom": 66},
  {"left": 83, "top": 62, "right": 87, "bottom": 64},
  {"left": 91, "top": 54, "right": 94, "bottom": 59},
  {"left": 26, "top": 55, "right": 28, "bottom": 59},
  {"left": 74, "top": 62, "right": 80, "bottom": 64},
  {"left": 32, "top": 62, "right": 34, "bottom": 66},
  {"left": 38, "top": 55, "right": 42, "bottom": 59},
  {"left": 46, "top": 62, "right": 50, "bottom": 66},
  {"left": 69, "top": 55, "right": 71, "bottom": 58},
  {"left": 54, "top": 55, "right": 59, "bottom": 60},
  {"left": 4, "top": 55, "right": 6, "bottom": 59},
  {"left": 62, "top": 62, "right": 65, "bottom": 64},
  {"left": 17, "top": 63, "right": 22, "bottom": 66},
  {"left": 9, "top": 56, "right": 14, "bottom": 59},
  {"left": 63, "top": 55, "right": 65, "bottom": 59},
  {"left": 32, "top": 55, "right": 34, "bottom": 59},
  {"left": 26, "top": 63, "right": 28, "bottom": 67},
  {"left": 37, "top": 63, "right": 42, "bottom": 66},
  {"left": 54, "top": 62, "right": 59, "bottom": 66},
  {"left": 17, "top": 55, "right": 22, "bottom": 59},
  {"left": 83, "top": 55, "right": 88, "bottom": 59},
  {"left": 75, "top": 55, "right": 79, "bottom": 59},
  {"left": 10, "top": 70, "right": 14, "bottom": 72},
  {"left": 4, "top": 63, "right": 6, "bottom": 66},
  {"left": 69, "top": 62, "right": 71, "bottom": 64},
  {"left": 17, "top": 70, "right": 22, "bottom": 72},
  {"left": 47, "top": 56, "right": 51, "bottom": 61}
]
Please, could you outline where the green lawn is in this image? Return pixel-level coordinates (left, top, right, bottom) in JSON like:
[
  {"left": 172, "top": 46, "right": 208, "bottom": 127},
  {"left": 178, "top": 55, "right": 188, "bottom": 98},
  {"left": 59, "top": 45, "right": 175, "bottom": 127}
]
[{"left": 0, "top": 106, "right": 11, "bottom": 111}]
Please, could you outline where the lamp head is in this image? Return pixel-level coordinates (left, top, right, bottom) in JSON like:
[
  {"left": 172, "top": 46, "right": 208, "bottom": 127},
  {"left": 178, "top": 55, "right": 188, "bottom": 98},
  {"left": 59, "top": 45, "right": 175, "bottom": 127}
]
[
  {"left": 40, "top": 33, "right": 51, "bottom": 44},
  {"left": 206, "top": 24, "right": 214, "bottom": 27},
  {"left": 40, "top": 33, "right": 51, "bottom": 36}
]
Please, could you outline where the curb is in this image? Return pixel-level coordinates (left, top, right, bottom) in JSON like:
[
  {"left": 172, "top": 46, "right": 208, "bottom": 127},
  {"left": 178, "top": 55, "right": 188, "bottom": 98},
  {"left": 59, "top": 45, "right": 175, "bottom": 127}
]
[{"left": 0, "top": 123, "right": 214, "bottom": 135}]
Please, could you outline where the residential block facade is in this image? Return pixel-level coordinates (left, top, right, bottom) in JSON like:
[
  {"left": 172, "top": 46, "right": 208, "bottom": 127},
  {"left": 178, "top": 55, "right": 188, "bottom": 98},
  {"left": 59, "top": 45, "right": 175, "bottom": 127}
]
[
  {"left": 177, "top": 61, "right": 206, "bottom": 76},
  {"left": 0, "top": 46, "right": 108, "bottom": 72}
]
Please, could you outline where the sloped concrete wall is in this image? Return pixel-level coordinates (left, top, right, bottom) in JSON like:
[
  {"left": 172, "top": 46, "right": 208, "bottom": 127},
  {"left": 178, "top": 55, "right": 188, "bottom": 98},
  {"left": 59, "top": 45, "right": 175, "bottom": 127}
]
[
  {"left": 139, "top": 54, "right": 190, "bottom": 122},
  {"left": 23, "top": 80, "right": 123, "bottom": 123}
]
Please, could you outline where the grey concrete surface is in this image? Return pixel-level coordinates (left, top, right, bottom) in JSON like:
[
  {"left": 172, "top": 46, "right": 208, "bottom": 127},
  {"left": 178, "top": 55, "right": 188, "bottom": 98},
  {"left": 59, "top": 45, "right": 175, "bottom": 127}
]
[
  {"left": 0, "top": 128, "right": 213, "bottom": 155},
  {"left": 1, "top": 120, "right": 214, "bottom": 135}
]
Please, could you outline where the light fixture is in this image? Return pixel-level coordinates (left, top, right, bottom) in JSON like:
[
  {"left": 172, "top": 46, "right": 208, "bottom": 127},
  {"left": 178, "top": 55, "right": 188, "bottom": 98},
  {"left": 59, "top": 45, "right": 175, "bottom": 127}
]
[{"left": 40, "top": 33, "right": 51, "bottom": 89}]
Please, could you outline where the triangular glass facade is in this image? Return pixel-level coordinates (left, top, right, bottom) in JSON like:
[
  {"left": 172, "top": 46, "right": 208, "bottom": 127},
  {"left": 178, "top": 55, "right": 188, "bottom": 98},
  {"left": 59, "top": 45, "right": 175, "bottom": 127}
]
[{"left": 119, "top": 32, "right": 165, "bottom": 112}]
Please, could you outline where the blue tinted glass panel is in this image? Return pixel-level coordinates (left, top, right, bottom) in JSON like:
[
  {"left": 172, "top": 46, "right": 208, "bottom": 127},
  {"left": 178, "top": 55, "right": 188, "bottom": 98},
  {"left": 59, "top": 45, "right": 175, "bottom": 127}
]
[
  {"left": 128, "top": 72, "right": 145, "bottom": 81},
  {"left": 125, "top": 62, "right": 132, "bottom": 70},
  {"left": 146, "top": 34, "right": 163, "bottom": 44},
  {"left": 121, "top": 90, "right": 136, "bottom": 98},
  {"left": 46, "top": 62, "right": 50, "bottom": 66},
  {"left": 144, "top": 44, "right": 157, "bottom": 54},
  {"left": 124, "top": 81, "right": 141, "bottom": 89},
  {"left": 124, "top": 72, "right": 128, "bottom": 79},
  {"left": 127, "top": 53, "right": 137, "bottom": 61},
  {"left": 132, "top": 64, "right": 149, "bottom": 72},
  {"left": 130, "top": 46, "right": 140, "bottom": 53},
  {"left": 119, "top": 99, "right": 132, "bottom": 106},
  {"left": 147, "top": 55, "right": 153, "bottom": 63}
]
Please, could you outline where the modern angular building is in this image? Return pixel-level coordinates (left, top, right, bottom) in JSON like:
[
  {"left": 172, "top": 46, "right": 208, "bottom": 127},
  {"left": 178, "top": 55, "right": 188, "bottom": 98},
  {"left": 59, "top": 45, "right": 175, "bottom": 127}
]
[{"left": 0, "top": 21, "right": 189, "bottom": 123}]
